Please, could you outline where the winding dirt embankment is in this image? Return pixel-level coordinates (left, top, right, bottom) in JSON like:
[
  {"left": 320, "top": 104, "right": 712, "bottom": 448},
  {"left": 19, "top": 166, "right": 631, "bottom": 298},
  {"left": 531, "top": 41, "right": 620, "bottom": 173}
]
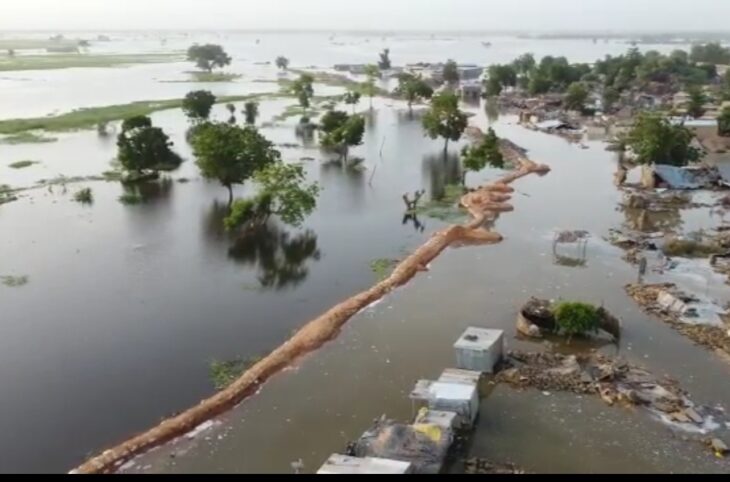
[{"left": 73, "top": 139, "right": 550, "bottom": 474}]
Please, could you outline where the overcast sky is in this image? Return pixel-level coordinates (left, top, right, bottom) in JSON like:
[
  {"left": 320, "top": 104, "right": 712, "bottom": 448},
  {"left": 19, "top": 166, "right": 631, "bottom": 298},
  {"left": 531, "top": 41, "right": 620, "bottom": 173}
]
[{"left": 1, "top": 0, "right": 728, "bottom": 32}]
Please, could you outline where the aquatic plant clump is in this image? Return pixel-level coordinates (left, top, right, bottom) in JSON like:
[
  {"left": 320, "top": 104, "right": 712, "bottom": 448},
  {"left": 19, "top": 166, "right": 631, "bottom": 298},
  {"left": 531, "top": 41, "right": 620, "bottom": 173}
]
[
  {"left": 1, "top": 275, "right": 29, "bottom": 287},
  {"left": 553, "top": 302, "right": 601, "bottom": 337}
]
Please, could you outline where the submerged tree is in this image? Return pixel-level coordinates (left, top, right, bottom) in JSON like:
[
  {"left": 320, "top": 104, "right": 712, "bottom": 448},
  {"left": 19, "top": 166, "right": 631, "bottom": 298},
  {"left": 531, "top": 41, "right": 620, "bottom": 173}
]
[
  {"left": 192, "top": 123, "right": 281, "bottom": 204},
  {"left": 343, "top": 90, "right": 362, "bottom": 113},
  {"left": 626, "top": 113, "right": 702, "bottom": 167},
  {"left": 224, "top": 163, "right": 320, "bottom": 231},
  {"left": 378, "top": 48, "right": 392, "bottom": 70},
  {"left": 362, "top": 64, "right": 380, "bottom": 109},
  {"left": 225, "top": 103, "right": 237, "bottom": 124},
  {"left": 290, "top": 73, "right": 315, "bottom": 111},
  {"left": 461, "top": 128, "right": 504, "bottom": 185},
  {"left": 187, "top": 44, "right": 232, "bottom": 72},
  {"left": 182, "top": 90, "right": 217, "bottom": 122},
  {"left": 275, "top": 56, "right": 290, "bottom": 71},
  {"left": 117, "top": 116, "right": 182, "bottom": 174},
  {"left": 395, "top": 73, "right": 434, "bottom": 114},
  {"left": 318, "top": 110, "right": 366, "bottom": 163},
  {"left": 422, "top": 91, "right": 469, "bottom": 153},
  {"left": 244, "top": 101, "right": 260, "bottom": 125}
]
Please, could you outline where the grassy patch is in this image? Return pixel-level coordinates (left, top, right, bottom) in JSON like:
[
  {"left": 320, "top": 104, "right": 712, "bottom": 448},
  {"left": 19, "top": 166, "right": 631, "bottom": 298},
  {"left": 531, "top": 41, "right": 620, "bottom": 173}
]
[
  {"left": 118, "top": 192, "right": 143, "bottom": 205},
  {"left": 1, "top": 275, "right": 29, "bottom": 287},
  {"left": 0, "top": 38, "right": 83, "bottom": 51},
  {"left": 0, "top": 94, "right": 269, "bottom": 135},
  {"left": 8, "top": 160, "right": 38, "bottom": 169},
  {"left": 209, "top": 357, "right": 262, "bottom": 389},
  {"left": 553, "top": 302, "right": 600, "bottom": 337},
  {"left": 73, "top": 188, "right": 93, "bottom": 204},
  {"left": 416, "top": 184, "right": 467, "bottom": 222},
  {"left": 0, "top": 132, "right": 58, "bottom": 145},
  {"left": 287, "top": 69, "right": 391, "bottom": 97},
  {"left": 370, "top": 258, "right": 399, "bottom": 280},
  {"left": 190, "top": 71, "right": 241, "bottom": 82},
  {"left": 0, "top": 53, "right": 183, "bottom": 72}
]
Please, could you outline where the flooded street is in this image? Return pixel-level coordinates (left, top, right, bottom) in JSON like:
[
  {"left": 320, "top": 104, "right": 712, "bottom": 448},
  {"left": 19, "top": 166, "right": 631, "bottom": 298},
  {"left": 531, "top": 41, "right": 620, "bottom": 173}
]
[{"left": 0, "top": 31, "right": 729, "bottom": 473}]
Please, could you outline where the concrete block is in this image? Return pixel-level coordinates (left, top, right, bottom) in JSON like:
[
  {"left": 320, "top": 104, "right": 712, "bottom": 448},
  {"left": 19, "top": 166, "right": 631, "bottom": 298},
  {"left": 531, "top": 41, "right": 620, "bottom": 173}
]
[
  {"left": 410, "top": 380, "right": 478, "bottom": 428},
  {"left": 317, "top": 454, "right": 413, "bottom": 474},
  {"left": 413, "top": 409, "right": 459, "bottom": 431},
  {"left": 454, "top": 327, "right": 504, "bottom": 373},
  {"left": 438, "top": 368, "right": 482, "bottom": 386}
]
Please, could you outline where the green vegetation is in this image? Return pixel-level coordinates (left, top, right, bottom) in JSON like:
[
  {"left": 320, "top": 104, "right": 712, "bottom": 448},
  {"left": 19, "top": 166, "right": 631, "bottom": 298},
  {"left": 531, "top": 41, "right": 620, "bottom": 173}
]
[
  {"left": 224, "top": 163, "right": 319, "bottom": 230},
  {"left": 187, "top": 44, "right": 231, "bottom": 72},
  {"left": 192, "top": 123, "right": 282, "bottom": 204},
  {"left": 73, "top": 188, "right": 93, "bottom": 204},
  {"left": 362, "top": 65, "right": 381, "bottom": 109},
  {"left": 0, "top": 53, "right": 181, "bottom": 72},
  {"left": 118, "top": 191, "right": 143, "bottom": 205},
  {"left": 189, "top": 71, "right": 240, "bottom": 83},
  {"left": 625, "top": 113, "right": 702, "bottom": 166},
  {"left": 0, "top": 94, "right": 267, "bottom": 135},
  {"left": 0, "top": 275, "right": 29, "bottom": 287},
  {"left": 8, "top": 160, "right": 38, "bottom": 169},
  {"left": 318, "top": 111, "right": 366, "bottom": 163},
  {"left": 553, "top": 301, "right": 600, "bottom": 338},
  {"left": 395, "top": 73, "right": 434, "bottom": 113},
  {"left": 290, "top": 73, "right": 315, "bottom": 110},
  {"left": 690, "top": 42, "right": 730, "bottom": 65},
  {"left": 0, "top": 132, "right": 58, "bottom": 145},
  {"left": 461, "top": 128, "right": 504, "bottom": 184},
  {"left": 422, "top": 92, "right": 469, "bottom": 152},
  {"left": 687, "top": 87, "right": 706, "bottom": 119},
  {"left": 0, "top": 38, "right": 83, "bottom": 51},
  {"left": 117, "top": 116, "right": 182, "bottom": 174},
  {"left": 370, "top": 258, "right": 398, "bottom": 280},
  {"left": 343, "top": 90, "right": 362, "bottom": 113},
  {"left": 443, "top": 59, "right": 460, "bottom": 85},
  {"left": 182, "top": 90, "right": 217, "bottom": 122},
  {"left": 564, "top": 82, "right": 589, "bottom": 111},
  {"left": 244, "top": 101, "right": 259, "bottom": 125},
  {"left": 209, "top": 357, "right": 261, "bottom": 389},
  {"left": 719, "top": 107, "right": 730, "bottom": 137},
  {"left": 286, "top": 69, "right": 389, "bottom": 98}
]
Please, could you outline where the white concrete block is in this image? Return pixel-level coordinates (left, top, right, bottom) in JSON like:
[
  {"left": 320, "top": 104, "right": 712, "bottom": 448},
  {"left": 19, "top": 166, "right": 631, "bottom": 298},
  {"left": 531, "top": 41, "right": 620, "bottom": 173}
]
[
  {"left": 317, "top": 454, "right": 412, "bottom": 474},
  {"left": 438, "top": 368, "right": 482, "bottom": 386},
  {"left": 413, "top": 409, "right": 459, "bottom": 431},
  {"left": 409, "top": 380, "right": 479, "bottom": 428},
  {"left": 454, "top": 327, "right": 504, "bottom": 373}
]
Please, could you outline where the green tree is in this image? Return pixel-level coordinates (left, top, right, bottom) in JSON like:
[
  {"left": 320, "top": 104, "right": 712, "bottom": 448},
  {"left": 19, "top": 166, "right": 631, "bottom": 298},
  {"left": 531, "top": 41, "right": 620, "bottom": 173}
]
[
  {"left": 318, "top": 111, "right": 365, "bottom": 163},
  {"left": 395, "top": 73, "right": 434, "bottom": 113},
  {"left": 687, "top": 87, "right": 706, "bottom": 119},
  {"left": 225, "top": 163, "right": 320, "bottom": 230},
  {"left": 690, "top": 43, "right": 730, "bottom": 64},
  {"left": 602, "top": 87, "right": 620, "bottom": 112},
  {"left": 626, "top": 113, "right": 702, "bottom": 167},
  {"left": 484, "top": 77, "right": 503, "bottom": 98},
  {"left": 461, "top": 127, "right": 504, "bottom": 185},
  {"left": 512, "top": 53, "right": 536, "bottom": 75},
  {"left": 187, "top": 44, "right": 232, "bottom": 72},
  {"left": 378, "top": 48, "right": 392, "bottom": 70},
  {"left": 290, "top": 74, "right": 315, "bottom": 111},
  {"left": 192, "top": 123, "right": 281, "bottom": 204},
  {"left": 443, "top": 59, "right": 460, "bottom": 85},
  {"left": 564, "top": 82, "right": 589, "bottom": 112},
  {"left": 244, "top": 101, "right": 259, "bottom": 125},
  {"left": 117, "top": 116, "right": 182, "bottom": 174},
  {"left": 718, "top": 107, "right": 730, "bottom": 137},
  {"left": 182, "top": 90, "right": 217, "bottom": 122},
  {"left": 275, "top": 56, "right": 290, "bottom": 71},
  {"left": 343, "top": 90, "right": 362, "bottom": 113},
  {"left": 422, "top": 91, "right": 469, "bottom": 153},
  {"left": 488, "top": 64, "right": 518, "bottom": 88}
]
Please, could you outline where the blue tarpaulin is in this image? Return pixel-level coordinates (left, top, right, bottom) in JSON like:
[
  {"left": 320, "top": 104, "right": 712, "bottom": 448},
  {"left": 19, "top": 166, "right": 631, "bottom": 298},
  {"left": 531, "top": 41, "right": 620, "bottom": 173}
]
[{"left": 653, "top": 165, "right": 715, "bottom": 189}]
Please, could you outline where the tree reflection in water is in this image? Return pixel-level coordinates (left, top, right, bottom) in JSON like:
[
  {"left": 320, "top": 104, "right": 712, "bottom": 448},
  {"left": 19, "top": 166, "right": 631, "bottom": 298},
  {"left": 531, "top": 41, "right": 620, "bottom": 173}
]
[{"left": 228, "top": 221, "right": 321, "bottom": 290}]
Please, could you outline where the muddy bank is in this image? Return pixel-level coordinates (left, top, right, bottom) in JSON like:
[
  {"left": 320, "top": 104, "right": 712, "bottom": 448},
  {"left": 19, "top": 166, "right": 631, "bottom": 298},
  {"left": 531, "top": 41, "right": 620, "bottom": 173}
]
[
  {"left": 73, "top": 150, "right": 550, "bottom": 473},
  {"left": 625, "top": 283, "right": 730, "bottom": 362}
]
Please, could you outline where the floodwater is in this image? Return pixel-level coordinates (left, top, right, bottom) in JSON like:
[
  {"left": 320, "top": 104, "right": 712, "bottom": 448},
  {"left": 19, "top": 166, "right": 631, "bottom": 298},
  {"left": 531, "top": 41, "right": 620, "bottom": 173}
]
[{"left": 0, "top": 32, "right": 727, "bottom": 474}]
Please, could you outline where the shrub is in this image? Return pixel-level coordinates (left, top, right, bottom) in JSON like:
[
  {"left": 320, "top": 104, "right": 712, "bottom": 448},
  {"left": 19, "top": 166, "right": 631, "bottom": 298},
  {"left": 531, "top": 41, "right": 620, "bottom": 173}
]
[{"left": 553, "top": 301, "right": 600, "bottom": 337}]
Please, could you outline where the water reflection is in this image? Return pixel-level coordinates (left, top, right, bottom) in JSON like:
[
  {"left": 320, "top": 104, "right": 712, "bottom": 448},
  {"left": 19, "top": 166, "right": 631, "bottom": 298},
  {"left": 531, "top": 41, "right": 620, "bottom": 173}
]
[
  {"left": 484, "top": 99, "right": 500, "bottom": 124},
  {"left": 121, "top": 177, "right": 174, "bottom": 205},
  {"left": 402, "top": 212, "right": 426, "bottom": 233},
  {"left": 423, "top": 152, "right": 462, "bottom": 201},
  {"left": 228, "top": 222, "right": 321, "bottom": 290},
  {"left": 622, "top": 206, "right": 682, "bottom": 233}
]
